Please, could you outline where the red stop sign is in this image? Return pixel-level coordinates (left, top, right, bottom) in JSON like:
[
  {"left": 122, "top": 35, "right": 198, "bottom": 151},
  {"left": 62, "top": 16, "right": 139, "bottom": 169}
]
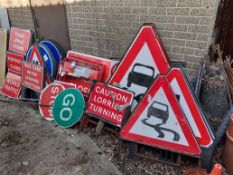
[{"left": 39, "top": 83, "right": 65, "bottom": 120}]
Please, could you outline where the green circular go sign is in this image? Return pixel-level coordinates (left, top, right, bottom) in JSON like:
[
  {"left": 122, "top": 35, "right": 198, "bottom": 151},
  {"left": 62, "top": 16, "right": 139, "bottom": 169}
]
[{"left": 53, "top": 88, "right": 85, "bottom": 128}]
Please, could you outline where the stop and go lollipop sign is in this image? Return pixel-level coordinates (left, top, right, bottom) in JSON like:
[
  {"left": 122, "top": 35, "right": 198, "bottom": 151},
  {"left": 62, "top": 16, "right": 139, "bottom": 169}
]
[
  {"left": 53, "top": 88, "right": 85, "bottom": 128},
  {"left": 39, "top": 83, "right": 65, "bottom": 120}
]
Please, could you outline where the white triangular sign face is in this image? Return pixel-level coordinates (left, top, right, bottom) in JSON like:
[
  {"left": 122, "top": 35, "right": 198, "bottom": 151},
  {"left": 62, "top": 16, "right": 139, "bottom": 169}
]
[
  {"left": 109, "top": 24, "right": 170, "bottom": 97},
  {"left": 167, "top": 67, "right": 214, "bottom": 148},
  {"left": 29, "top": 45, "right": 44, "bottom": 65},
  {"left": 121, "top": 76, "right": 201, "bottom": 157}
]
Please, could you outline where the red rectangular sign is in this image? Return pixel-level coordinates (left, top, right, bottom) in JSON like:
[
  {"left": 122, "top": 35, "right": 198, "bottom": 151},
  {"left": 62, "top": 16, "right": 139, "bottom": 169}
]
[
  {"left": 1, "top": 72, "right": 21, "bottom": 98},
  {"left": 86, "top": 82, "right": 134, "bottom": 127},
  {"left": 7, "top": 51, "right": 24, "bottom": 75},
  {"left": 58, "top": 57, "right": 105, "bottom": 97},
  {"left": 9, "top": 27, "right": 31, "bottom": 55},
  {"left": 21, "top": 61, "right": 44, "bottom": 92}
]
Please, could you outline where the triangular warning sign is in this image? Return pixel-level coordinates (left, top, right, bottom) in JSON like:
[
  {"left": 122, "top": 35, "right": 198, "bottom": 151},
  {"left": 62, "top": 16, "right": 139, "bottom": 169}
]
[
  {"left": 109, "top": 24, "right": 170, "bottom": 98},
  {"left": 28, "top": 45, "right": 51, "bottom": 84},
  {"left": 121, "top": 75, "right": 201, "bottom": 156},
  {"left": 167, "top": 67, "right": 214, "bottom": 148},
  {"left": 29, "top": 45, "right": 44, "bottom": 65}
]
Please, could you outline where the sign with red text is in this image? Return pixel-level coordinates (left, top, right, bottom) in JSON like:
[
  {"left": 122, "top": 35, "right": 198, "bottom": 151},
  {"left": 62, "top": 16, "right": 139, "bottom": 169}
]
[
  {"left": 9, "top": 27, "right": 31, "bottom": 55},
  {"left": 1, "top": 72, "right": 21, "bottom": 98},
  {"left": 167, "top": 67, "right": 214, "bottom": 148},
  {"left": 7, "top": 51, "right": 24, "bottom": 75},
  {"left": 39, "top": 83, "right": 65, "bottom": 120},
  {"left": 109, "top": 24, "right": 170, "bottom": 100},
  {"left": 86, "top": 82, "right": 134, "bottom": 127},
  {"left": 121, "top": 76, "right": 201, "bottom": 157},
  {"left": 21, "top": 61, "right": 44, "bottom": 92}
]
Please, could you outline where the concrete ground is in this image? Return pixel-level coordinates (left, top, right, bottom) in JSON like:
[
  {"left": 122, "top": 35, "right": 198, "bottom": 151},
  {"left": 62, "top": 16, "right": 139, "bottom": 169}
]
[{"left": 0, "top": 97, "right": 122, "bottom": 175}]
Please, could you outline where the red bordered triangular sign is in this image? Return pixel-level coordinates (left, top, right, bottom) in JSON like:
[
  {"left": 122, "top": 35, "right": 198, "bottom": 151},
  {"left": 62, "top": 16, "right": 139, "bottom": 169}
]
[
  {"left": 109, "top": 24, "right": 170, "bottom": 97},
  {"left": 28, "top": 45, "right": 51, "bottom": 84},
  {"left": 121, "top": 75, "right": 201, "bottom": 156},
  {"left": 167, "top": 67, "right": 214, "bottom": 148}
]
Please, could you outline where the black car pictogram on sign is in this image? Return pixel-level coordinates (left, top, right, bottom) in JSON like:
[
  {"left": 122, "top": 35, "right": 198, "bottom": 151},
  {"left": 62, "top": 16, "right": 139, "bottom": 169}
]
[{"left": 127, "top": 63, "right": 155, "bottom": 88}]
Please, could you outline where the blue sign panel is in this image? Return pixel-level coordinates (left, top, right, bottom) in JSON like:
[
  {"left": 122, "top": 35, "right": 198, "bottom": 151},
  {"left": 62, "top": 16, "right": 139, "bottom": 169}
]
[{"left": 40, "top": 40, "right": 64, "bottom": 64}]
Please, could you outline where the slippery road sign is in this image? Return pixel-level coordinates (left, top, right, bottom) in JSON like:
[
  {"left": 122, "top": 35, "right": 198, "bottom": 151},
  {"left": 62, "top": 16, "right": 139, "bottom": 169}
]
[
  {"left": 109, "top": 24, "right": 170, "bottom": 99},
  {"left": 167, "top": 67, "right": 214, "bottom": 148},
  {"left": 121, "top": 75, "right": 201, "bottom": 157}
]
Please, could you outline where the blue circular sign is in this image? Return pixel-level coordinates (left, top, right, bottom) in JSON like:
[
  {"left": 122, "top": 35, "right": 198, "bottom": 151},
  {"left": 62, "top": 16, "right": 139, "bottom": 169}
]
[
  {"left": 40, "top": 40, "right": 64, "bottom": 64},
  {"left": 39, "top": 43, "right": 57, "bottom": 79},
  {"left": 26, "top": 46, "right": 32, "bottom": 61}
]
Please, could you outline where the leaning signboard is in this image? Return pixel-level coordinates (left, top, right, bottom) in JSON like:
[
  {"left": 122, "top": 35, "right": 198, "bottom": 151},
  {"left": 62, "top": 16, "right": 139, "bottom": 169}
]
[
  {"left": 108, "top": 24, "right": 170, "bottom": 102},
  {"left": 120, "top": 75, "right": 201, "bottom": 157},
  {"left": 1, "top": 72, "right": 21, "bottom": 98},
  {"left": 9, "top": 27, "right": 31, "bottom": 55},
  {"left": 21, "top": 61, "right": 45, "bottom": 92},
  {"left": 6, "top": 51, "right": 24, "bottom": 76},
  {"left": 39, "top": 83, "right": 65, "bottom": 121},
  {"left": 86, "top": 82, "right": 134, "bottom": 127}
]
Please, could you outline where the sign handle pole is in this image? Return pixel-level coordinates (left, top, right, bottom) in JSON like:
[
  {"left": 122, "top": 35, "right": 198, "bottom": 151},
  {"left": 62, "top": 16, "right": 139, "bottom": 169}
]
[{"left": 95, "top": 120, "right": 105, "bottom": 135}]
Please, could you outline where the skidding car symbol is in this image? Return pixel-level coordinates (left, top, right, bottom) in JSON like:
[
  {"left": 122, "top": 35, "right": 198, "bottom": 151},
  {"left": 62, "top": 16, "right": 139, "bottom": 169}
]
[
  {"left": 142, "top": 101, "right": 180, "bottom": 142},
  {"left": 147, "top": 101, "right": 169, "bottom": 124},
  {"left": 127, "top": 63, "right": 155, "bottom": 88}
]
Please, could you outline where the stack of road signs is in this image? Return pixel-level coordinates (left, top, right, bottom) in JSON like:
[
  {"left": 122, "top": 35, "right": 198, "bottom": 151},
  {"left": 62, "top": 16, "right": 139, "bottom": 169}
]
[
  {"left": 26, "top": 41, "right": 63, "bottom": 83},
  {"left": 26, "top": 45, "right": 52, "bottom": 85},
  {"left": 1, "top": 27, "right": 32, "bottom": 98},
  {"left": 0, "top": 28, "right": 7, "bottom": 88},
  {"left": 39, "top": 83, "right": 65, "bottom": 121},
  {"left": 57, "top": 51, "right": 119, "bottom": 98},
  {"left": 106, "top": 24, "right": 214, "bottom": 161},
  {"left": 39, "top": 81, "right": 76, "bottom": 120},
  {"left": 23, "top": 40, "right": 64, "bottom": 97}
]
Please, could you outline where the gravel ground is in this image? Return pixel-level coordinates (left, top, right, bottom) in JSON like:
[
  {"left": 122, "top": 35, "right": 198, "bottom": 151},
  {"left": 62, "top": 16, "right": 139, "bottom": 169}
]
[{"left": 0, "top": 93, "right": 231, "bottom": 175}]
